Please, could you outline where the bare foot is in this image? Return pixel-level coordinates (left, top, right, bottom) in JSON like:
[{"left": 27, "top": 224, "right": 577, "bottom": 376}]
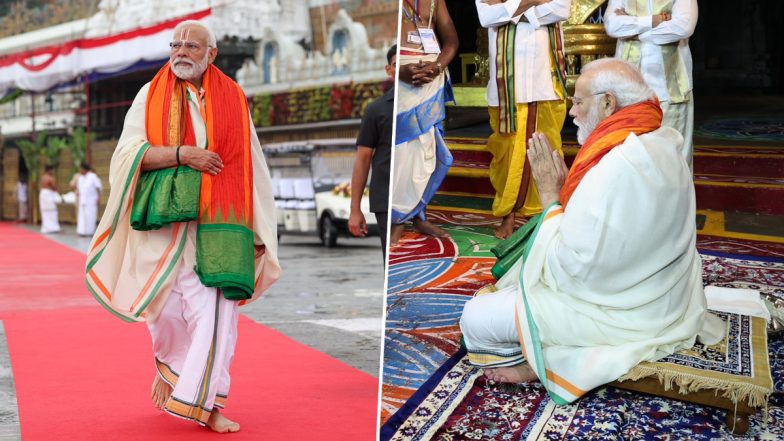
[
  {"left": 483, "top": 364, "right": 538, "bottom": 383},
  {"left": 151, "top": 374, "right": 172, "bottom": 410},
  {"left": 494, "top": 213, "right": 515, "bottom": 239},
  {"left": 390, "top": 224, "right": 404, "bottom": 245},
  {"left": 207, "top": 409, "right": 241, "bottom": 433},
  {"left": 412, "top": 218, "right": 449, "bottom": 238}
]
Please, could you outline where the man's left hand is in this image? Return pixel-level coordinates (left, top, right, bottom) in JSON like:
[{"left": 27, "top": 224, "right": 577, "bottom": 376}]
[
  {"left": 349, "top": 210, "right": 368, "bottom": 237},
  {"left": 411, "top": 61, "right": 440, "bottom": 85},
  {"left": 527, "top": 132, "right": 568, "bottom": 207}
]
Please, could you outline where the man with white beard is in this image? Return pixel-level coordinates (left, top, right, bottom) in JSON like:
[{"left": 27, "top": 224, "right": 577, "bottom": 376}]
[
  {"left": 459, "top": 58, "right": 722, "bottom": 404},
  {"left": 85, "top": 20, "right": 280, "bottom": 432}
]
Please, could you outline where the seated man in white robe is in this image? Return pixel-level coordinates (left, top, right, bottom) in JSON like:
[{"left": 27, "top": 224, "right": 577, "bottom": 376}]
[{"left": 460, "top": 58, "right": 722, "bottom": 404}]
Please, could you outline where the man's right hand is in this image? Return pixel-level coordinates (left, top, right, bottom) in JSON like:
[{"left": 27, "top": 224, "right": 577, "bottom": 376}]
[
  {"left": 652, "top": 11, "right": 672, "bottom": 27},
  {"left": 349, "top": 210, "right": 368, "bottom": 237},
  {"left": 527, "top": 132, "right": 568, "bottom": 207},
  {"left": 180, "top": 147, "right": 224, "bottom": 175}
]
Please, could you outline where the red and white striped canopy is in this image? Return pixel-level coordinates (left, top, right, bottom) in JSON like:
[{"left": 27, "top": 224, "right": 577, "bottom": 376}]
[{"left": 0, "top": 8, "right": 211, "bottom": 95}]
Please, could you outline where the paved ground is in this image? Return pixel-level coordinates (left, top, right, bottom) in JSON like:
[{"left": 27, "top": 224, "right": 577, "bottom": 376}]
[
  {"left": 244, "top": 233, "right": 386, "bottom": 377},
  {"left": 0, "top": 324, "right": 19, "bottom": 441}
]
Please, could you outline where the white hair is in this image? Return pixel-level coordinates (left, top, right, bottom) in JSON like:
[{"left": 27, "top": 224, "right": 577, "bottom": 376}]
[
  {"left": 173, "top": 20, "right": 217, "bottom": 47},
  {"left": 581, "top": 58, "right": 656, "bottom": 108}
]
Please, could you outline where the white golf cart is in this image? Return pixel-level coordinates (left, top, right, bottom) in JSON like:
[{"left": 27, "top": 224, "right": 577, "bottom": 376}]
[{"left": 264, "top": 138, "right": 378, "bottom": 247}]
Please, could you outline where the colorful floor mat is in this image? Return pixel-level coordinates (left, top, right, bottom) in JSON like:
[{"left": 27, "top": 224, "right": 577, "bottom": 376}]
[
  {"left": 381, "top": 209, "right": 784, "bottom": 439},
  {"left": 383, "top": 338, "right": 784, "bottom": 441}
]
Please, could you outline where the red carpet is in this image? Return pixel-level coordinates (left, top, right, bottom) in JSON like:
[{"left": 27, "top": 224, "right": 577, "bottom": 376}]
[
  {"left": 0, "top": 223, "right": 95, "bottom": 313},
  {"left": 0, "top": 223, "right": 378, "bottom": 440}
]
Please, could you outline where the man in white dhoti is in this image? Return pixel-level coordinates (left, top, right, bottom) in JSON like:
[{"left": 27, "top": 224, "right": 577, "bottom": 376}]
[
  {"left": 39, "top": 166, "right": 61, "bottom": 234},
  {"left": 459, "top": 58, "right": 721, "bottom": 404},
  {"left": 85, "top": 20, "right": 280, "bottom": 432},
  {"left": 15, "top": 177, "right": 28, "bottom": 222},
  {"left": 604, "top": 0, "right": 698, "bottom": 170},
  {"left": 475, "top": 0, "right": 571, "bottom": 239},
  {"left": 75, "top": 163, "right": 102, "bottom": 236},
  {"left": 390, "top": 0, "right": 459, "bottom": 244}
]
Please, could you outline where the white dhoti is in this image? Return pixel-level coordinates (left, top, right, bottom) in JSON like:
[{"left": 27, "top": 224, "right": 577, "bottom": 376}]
[
  {"left": 661, "top": 92, "right": 694, "bottom": 171},
  {"left": 76, "top": 203, "right": 98, "bottom": 236},
  {"left": 390, "top": 51, "right": 453, "bottom": 224},
  {"left": 148, "top": 263, "right": 239, "bottom": 425},
  {"left": 39, "top": 188, "right": 61, "bottom": 233},
  {"left": 17, "top": 201, "right": 28, "bottom": 220},
  {"left": 460, "top": 287, "right": 524, "bottom": 367}
]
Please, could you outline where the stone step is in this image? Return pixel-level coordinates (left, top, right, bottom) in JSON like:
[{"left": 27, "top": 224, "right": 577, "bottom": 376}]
[
  {"left": 446, "top": 137, "right": 784, "bottom": 175},
  {"left": 694, "top": 148, "right": 784, "bottom": 178},
  {"left": 442, "top": 137, "right": 784, "bottom": 215},
  {"left": 695, "top": 177, "right": 784, "bottom": 216}
]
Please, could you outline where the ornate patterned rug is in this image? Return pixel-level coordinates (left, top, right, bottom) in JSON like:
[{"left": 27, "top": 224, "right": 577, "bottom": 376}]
[
  {"left": 381, "top": 210, "right": 784, "bottom": 439},
  {"left": 383, "top": 334, "right": 784, "bottom": 441}
]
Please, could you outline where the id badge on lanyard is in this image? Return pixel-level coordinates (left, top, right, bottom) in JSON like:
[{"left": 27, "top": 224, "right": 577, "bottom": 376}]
[{"left": 417, "top": 28, "right": 441, "bottom": 54}]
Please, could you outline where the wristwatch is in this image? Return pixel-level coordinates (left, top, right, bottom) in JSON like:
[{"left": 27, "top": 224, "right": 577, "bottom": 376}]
[{"left": 436, "top": 61, "right": 444, "bottom": 75}]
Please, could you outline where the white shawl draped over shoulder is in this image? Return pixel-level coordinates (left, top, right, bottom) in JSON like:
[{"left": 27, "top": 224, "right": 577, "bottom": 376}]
[
  {"left": 86, "top": 82, "right": 280, "bottom": 322},
  {"left": 497, "top": 127, "right": 708, "bottom": 403}
]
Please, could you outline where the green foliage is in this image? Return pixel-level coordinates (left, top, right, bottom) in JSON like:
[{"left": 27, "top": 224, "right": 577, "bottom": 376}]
[
  {"left": 16, "top": 131, "right": 46, "bottom": 183},
  {"left": 69, "top": 127, "right": 94, "bottom": 173},
  {"left": 0, "top": 89, "right": 23, "bottom": 105},
  {"left": 43, "top": 135, "right": 68, "bottom": 168}
]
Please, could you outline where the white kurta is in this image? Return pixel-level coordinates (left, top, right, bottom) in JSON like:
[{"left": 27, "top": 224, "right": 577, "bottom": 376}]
[
  {"left": 476, "top": 0, "right": 571, "bottom": 104},
  {"left": 461, "top": 127, "right": 714, "bottom": 403},
  {"left": 604, "top": 0, "right": 697, "bottom": 102},
  {"left": 16, "top": 181, "right": 27, "bottom": 202},
  {"left": 76, "top": 171, "right": 102, "bottom": 236},
  {"left": 39, "top": 188, "right": 62, "bottom": 233},
  {"left": 604, "top": 0, "right": 697, "bottom": 169},
  {"left": 16, "top": 182, "right": 28, "bottom": 220}
]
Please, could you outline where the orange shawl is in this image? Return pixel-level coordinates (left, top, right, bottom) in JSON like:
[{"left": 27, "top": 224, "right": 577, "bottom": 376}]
[
  {"left": 144, "top": 63, "right": 255, "bottom": 300},
  {"left": 560, "top": 100, "right": 662, "bottom": 208}
]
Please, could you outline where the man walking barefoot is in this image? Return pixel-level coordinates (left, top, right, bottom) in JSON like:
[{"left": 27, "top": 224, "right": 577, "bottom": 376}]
[{"left": 85, "top": 20, "right": 280, "bottom": 433}]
